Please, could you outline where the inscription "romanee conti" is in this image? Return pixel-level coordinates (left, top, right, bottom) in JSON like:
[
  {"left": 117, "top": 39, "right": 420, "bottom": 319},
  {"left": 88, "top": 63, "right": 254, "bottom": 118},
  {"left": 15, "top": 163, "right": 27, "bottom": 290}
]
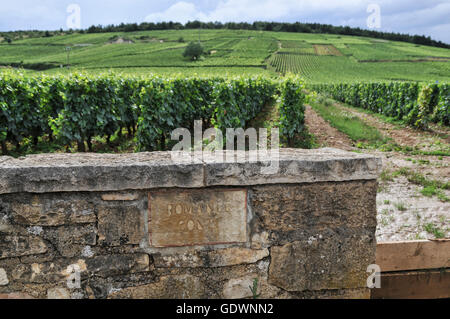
[{"left": 149, "top": 189, "right": 247, "bottom": 247}]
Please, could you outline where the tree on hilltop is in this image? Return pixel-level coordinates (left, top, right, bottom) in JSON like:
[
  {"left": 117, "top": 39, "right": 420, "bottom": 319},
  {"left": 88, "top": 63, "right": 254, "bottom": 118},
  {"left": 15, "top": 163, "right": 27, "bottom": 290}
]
[{"left": 183, "top": 42, "right": 204, "bottom": 61}]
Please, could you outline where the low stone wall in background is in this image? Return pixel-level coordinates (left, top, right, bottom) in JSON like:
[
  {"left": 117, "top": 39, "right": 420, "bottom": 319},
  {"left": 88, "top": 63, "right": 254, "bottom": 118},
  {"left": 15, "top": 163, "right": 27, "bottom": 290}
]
[{"left": 0, "top": 148, "right": 381, "bottom": 299}]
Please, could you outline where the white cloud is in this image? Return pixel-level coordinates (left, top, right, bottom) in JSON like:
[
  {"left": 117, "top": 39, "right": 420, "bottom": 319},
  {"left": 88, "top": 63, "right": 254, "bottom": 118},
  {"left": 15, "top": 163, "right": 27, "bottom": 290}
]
[
  {"left": 408, "top": 23, "right": 450, "bottom": 42},
  {"left": 145, "top": 1, "right": 208, "bottom": 24},
  {"left": 145, "top": 0, "right": 365, "bottom": 23},
  {"left": 0, "top": 1, "right": 448, "bottom": 43},
  {"left": 382, "top": 2, "right": 450, "bottom": 30},
  {"left": 0, "top": 1, "right": 64, "bottom": 30},
  {"left": 143, "top": 0, "right": 450, "bottom": 43}
]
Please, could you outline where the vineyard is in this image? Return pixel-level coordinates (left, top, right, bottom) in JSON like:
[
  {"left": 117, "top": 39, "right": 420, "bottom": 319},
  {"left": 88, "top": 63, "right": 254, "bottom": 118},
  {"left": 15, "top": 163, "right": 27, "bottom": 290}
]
[
  {"left": 0, "top": 29, "right": 449, "bottom": 152},
  {"left": 0, "top": 72, "right": 306, "bottom": 155},
  {"left": 269, "top": 52, "right": 321, "bottom": 78},
  {"left": 310, "top": 82, "right": 449, "bottom": 128},
  {"left": 268, "top": 41, "right": 320, "bottom": 78},
  {"left": 0, "top": 29, "right": 449, "bottom": 82},
  {"left": 1, "top": 15, "right": 450, "bottom": 302}
]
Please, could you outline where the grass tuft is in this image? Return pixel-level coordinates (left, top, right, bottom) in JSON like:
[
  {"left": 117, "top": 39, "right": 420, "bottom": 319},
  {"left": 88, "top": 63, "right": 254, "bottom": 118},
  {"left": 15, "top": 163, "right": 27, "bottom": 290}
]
[{"left": 310, "top": 98, "right": 388, "bottom": 145}]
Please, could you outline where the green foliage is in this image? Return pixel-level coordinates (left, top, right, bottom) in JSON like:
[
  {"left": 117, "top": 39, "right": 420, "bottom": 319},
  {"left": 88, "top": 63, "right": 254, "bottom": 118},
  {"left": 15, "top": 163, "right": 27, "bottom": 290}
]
[
  {"left": 269, "top": 51, "right": 319, "bottom": 76},
  {"left": 114, "top": 77, "right": 141, "bottom": 136},
  {"left": 212, "top": 78, "right": 276, "bottom": 131},
  {"left": 0, "top": 72, "right": 306, "bottom": 154},
  {"left": 183, "top": 42, "right": 204, "bottom": 61},
  {"left": 278, "top": 75, "right": 307, "bottom": 146},
  {"left": 249, "top": 278, "right": 260, "bottom": 299},
  {"left": 1, "top": 72, "right": 139, "bottom": 153},
  {"left": 390, "top": 167, "right": 450, "bottom": 202},
  {"left": 311, "top": 82, "right": 449, "bottom": 128},
  {"left": 310, "top": 96, "right": 386, "bottom": 145},
  {"left": 50, "top": 74, "right": 120, "bottom": 150},
  {"left": 423, "top": 223, "right": 445, "bottom": 239},
  {"left": 0, "top": 71, "right": 50, "bottom": 149},
  {"left": 433, "top": 83, "right": 450, "bottom": 125},
  {"left": 1, "top": 29, "right": 449, "bottom": 82},
  {"left": 138, "top": 76, "right": 277, "bottom": 151},
  {"left": 410, "top": 84, "right": 438, "bottom": 129},
  {"left": 136, "top": 76, "right": 217, "bottom": 151},
  {"left": 5, "top": 20, "right": 450, "bottom": 48}
]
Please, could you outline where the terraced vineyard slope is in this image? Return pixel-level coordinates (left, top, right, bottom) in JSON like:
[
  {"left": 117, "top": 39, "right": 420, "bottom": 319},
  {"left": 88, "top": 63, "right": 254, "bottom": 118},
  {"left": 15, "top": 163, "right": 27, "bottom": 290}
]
[{"left": 0, "top": 29, "right": 449, "bottom": 82}]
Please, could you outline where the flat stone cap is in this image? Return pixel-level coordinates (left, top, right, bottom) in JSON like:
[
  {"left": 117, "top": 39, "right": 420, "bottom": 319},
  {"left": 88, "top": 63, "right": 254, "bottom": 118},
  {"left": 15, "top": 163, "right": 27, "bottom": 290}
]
[{"left": 0, "top": 148, "right": 382, "bottom": 194}]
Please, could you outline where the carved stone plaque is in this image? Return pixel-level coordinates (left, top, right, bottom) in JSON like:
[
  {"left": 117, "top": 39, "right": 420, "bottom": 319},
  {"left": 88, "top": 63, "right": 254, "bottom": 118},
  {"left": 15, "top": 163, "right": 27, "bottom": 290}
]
[{"left": 149, "top": 189, "right": 247, "bottom": 247}]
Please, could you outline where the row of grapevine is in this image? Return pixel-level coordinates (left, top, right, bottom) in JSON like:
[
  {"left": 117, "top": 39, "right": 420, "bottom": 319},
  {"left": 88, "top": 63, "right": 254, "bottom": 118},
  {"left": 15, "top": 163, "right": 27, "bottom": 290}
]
[
  {"left": 270, "top": 52, "right": 320, "bottom": 78},
  {"left": 279, "top": 76, "right": 307, "bottom": 146},
  {"left": 136, "top": 76, "right": 278, "bottom": 151},
  {"left": 280, "top": 40, "right": 311, "bottom": 49},
  {"left": 0, "top": 72, "right": 307, "bottom": 154},
  {"left": 310, "top": 82, "right": 449, "bottom": 128}
]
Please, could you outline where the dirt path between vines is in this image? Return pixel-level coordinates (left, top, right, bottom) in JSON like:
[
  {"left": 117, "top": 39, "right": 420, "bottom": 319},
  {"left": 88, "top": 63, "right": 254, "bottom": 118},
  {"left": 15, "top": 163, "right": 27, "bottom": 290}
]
[
  {"left": 337, "top": 103, "right": 450, "bottom": 148},
  {"left": 333, "top": 102, "right": 450, "bottom": 181},
  {"left": 304, "top": 103, "right": 449, "bottom": 242},
  {"left": 304, "top": 105, "right": 354, "bottom": 150}
]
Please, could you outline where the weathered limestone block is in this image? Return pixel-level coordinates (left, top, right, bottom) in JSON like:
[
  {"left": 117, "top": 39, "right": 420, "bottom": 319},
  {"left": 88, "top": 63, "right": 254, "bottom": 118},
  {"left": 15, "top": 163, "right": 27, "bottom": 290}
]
[
  {"left": 87, "top": 244, "right": 143, "bottom": 257},
  {"left": 250, "top": 181, "right": 378, "bottom": 234},
  {"left": 102, "top": 193, "right": 139, "bottom": 202},
  {"left": 203, "top": 149, "right": 381, "bottom": 186},
  {"left": 0, "top": 149, "right": 381, "bottom": 193},
  {"left": 108, "top": 274, "right": 204, "bottom": 299},
  {"left": 9, "top": 259, "right": 86, "bottom": 284},
  {"left": 101, "top": 193, "right": 140, "bottom": 201},
  {"left": 84, "top": 271, "right": 158, "bottom": 299},
  {"left": 222, "top": 276, "right": 259, "bottom": 299},
  {"left": 0, "top": 152, "right": 204, "bottom": 194},
  {"left": 257, "top": 277, "right": 289, "bottom": 299},
  {"left": 0, "top": 292, "right": 34, "bottom": 299},
  {"left": 268, "top": 229, "right": 376, "bottom": 292},
  {"left": 47, "top": 287, "right": 70, "bottom": 299},
  {"left": 250, "top": 232, "right": 270, "bottom": 249},
  {"left": 9, "top": 254, "right": 149, "bottom": 284},
  {"left": 8, "top": 195, "right": 95, "bottom": 226},
  {"left": 154, "top": 248, "right": 269, "bottom": 268},
  {"left": 149, "top": 189, "right": 247, "bottom": 247},
  {"left": 86, "top": 254, "right": 149, "bottom": 277},
  {"left": 11, "top": 262, "right": 64, "bottom": 284},
  {"left": 0, "top": 204, "right": 30, "bottom": 238},
  {"left": 0, "top": 235, "right": 47, "bottom": 259},
  {"left": 41, "top": 224, "right": 97, "bottom": 258},
  {"left": 0, "top": 283, "right": 73, "bottom": 299},
  {"left": 98, "top": 205, "right": 145, "bottom": 246}
]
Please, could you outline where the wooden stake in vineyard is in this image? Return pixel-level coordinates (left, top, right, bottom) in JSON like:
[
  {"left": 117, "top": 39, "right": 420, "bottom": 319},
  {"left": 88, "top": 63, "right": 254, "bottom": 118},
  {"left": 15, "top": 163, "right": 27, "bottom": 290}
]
[{"left": 65, "top": 46, "right": 72, "bottom": 68}]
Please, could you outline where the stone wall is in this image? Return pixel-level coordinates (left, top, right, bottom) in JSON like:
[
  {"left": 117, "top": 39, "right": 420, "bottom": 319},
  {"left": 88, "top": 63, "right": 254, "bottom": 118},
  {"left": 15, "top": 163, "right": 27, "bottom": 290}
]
[{"left": 0, "top": 149, "right": 381, "bottom": 299}]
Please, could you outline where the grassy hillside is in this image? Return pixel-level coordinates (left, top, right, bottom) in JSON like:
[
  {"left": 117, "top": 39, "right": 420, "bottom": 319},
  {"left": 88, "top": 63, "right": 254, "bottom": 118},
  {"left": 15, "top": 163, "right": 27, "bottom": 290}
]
[{"left": 1, "top": 29, "right": 449, "bottom": 82}]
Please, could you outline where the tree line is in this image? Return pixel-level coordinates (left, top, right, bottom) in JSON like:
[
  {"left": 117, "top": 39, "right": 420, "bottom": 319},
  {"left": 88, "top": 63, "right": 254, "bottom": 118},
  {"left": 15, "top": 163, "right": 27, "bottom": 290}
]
[{"left": 1, "top": 21, "right": 449, "bottom": 49}]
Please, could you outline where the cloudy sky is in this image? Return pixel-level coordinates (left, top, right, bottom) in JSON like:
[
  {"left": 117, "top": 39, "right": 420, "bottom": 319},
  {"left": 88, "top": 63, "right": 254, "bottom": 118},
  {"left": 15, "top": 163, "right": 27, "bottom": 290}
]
[{"left": 1, "top": 0, "right": 449, "bottom": 43}]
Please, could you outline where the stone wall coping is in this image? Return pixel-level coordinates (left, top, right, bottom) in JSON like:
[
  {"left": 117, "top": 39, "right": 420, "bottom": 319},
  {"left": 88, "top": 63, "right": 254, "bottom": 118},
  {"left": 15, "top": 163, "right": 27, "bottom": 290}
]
[{"left": 0, "top": 148, "right": 382, "bottom": 194}]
